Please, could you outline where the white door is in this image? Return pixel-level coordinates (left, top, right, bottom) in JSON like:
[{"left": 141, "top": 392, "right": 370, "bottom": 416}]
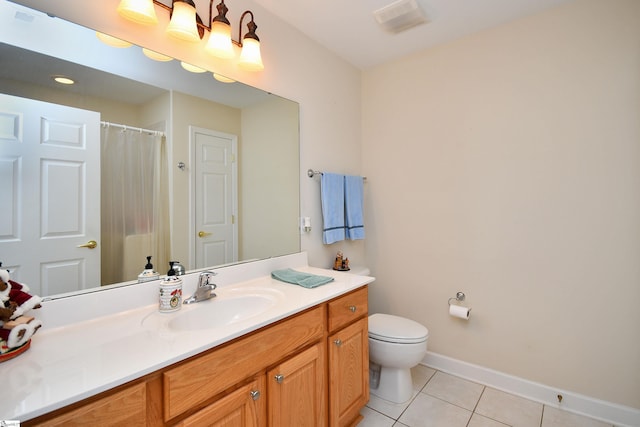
[
  {"left": 190, "top": 127, "right": 238, "bottom": 269},
  {"left": 0, "top": 94, "right": 100, "bottom": 296}
]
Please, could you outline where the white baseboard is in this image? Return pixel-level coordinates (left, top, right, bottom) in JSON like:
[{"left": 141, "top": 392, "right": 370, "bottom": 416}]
[{"left": 423, "top": 351, "right": 640, "bottom": 427}]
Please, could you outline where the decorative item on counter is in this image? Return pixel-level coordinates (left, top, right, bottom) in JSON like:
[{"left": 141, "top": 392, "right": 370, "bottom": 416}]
[
  {"left": 138, "top": 256, "right": 160, "bottom": 283},
  {"left": 333, "top": 251, "right": 350, "bottom": 271},
  {"left": 0, "top": 263, "right": 43, "bottom": 361},
  {"left": 159, "top": 261, "right": 183, "bottom": 313}
]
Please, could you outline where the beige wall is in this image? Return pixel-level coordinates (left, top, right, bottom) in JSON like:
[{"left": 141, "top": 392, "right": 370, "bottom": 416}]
[
  {"left": 362, "top": 0, "right": 640, "bottom": 409},
  {"left": 0, "top": 78, "right": 143, "bottom": 125},
  {"left": 240, "top": 96, "right": 299, "bottom": 260}
]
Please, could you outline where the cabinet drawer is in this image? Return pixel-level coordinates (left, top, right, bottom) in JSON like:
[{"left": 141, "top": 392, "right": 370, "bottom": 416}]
[
  {"left": 29, "top": 382, "right": 146, "bottom": 427},
  {"left": 328, "top": 286, "right": 368, "bottom": 333},
  {"left": 164, "top": 305, "right": 325, "bottom": 421}
]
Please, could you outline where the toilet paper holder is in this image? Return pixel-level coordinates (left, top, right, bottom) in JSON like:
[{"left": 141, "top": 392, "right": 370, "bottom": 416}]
[{"left": 448, "top": 292, "right": 466, "bottom": 306}]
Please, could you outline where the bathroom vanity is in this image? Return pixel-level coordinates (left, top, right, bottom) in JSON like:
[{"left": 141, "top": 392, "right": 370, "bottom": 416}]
[{"left": 0, "top": 253, "right": 372, "bottom": 426}]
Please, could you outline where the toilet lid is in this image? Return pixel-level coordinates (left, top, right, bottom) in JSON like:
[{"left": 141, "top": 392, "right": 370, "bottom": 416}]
[{"left": 368, "top": 313, "right": 429, "bottom": 344}]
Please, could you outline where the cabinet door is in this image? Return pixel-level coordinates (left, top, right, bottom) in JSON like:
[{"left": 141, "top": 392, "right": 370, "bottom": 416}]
[
  {"left": 328, "top": 317, "right": 369, "bottom": 427},
  {"left": 177, "top": 376, "right": 266, "bottom": 427},
  {"left": 268, "top": 343, "right": 326, "bottom": 427}
]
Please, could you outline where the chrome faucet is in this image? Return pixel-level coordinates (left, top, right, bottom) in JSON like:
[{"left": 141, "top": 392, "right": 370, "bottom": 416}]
[{"left": 183, "top": 271, "right": 217, "bottom": 304}]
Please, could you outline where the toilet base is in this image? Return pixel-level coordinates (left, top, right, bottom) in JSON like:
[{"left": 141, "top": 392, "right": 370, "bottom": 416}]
[{"left": 369, "top": 366, "right": 413, "bottom": 404}]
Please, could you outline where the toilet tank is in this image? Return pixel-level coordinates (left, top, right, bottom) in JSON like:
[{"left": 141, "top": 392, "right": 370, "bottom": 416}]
[{"left": 348, "top": 266, "right": 370, "bottom": 276}]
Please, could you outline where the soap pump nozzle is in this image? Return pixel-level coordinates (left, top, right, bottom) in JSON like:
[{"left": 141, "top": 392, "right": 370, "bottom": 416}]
[
  {"left": 167, "top": 261, "right": 176, "bottom": 276},
  {"left": 138, "top": 256, "right": 160, "bottom": 283}
]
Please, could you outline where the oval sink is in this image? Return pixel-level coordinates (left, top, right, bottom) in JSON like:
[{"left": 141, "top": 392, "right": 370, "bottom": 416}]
[
  {"left": 141, "top": 287, "right": 282, "bottom": 332},
  {"left": 170, "top": 295, "right": 276, "bottom": 331}
]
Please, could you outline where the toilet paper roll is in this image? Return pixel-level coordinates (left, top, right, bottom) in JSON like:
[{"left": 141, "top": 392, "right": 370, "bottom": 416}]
[{"left": 449, "top": 304, "right": 471, "bottom": 320}]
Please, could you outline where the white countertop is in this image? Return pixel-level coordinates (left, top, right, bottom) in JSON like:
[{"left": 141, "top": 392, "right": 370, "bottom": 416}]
[{"left": 0, "top": 253, "right": 374, "bottom": 422}]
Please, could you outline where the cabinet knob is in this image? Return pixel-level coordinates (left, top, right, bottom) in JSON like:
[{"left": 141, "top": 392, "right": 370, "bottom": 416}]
[
  {"left": 250, "top": 390, "right": 260, "bottom": 400},
  {"left": 274, "top": 374, "right": 284, "bottom": 384},
  {"left": 349, "top": 305, "right": 357, "bottom": 313},
  {"left": 334, "top": 339, "right": 342, "bottom": 347}
]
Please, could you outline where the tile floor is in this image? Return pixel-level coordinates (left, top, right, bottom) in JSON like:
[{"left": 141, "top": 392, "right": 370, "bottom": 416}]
[{"left": 359, "top": 365, "right": 615, "bottom": 427}]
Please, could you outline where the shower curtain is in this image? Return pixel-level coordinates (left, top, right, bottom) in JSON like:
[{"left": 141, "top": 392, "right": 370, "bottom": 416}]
[{"left": 100, "top": 126, "right": 170, "bottom": 285}]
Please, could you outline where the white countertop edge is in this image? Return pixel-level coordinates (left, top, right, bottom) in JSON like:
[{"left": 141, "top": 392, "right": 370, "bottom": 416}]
[{"left": 0, "top": 253, "right": 375, "bottom": 422}]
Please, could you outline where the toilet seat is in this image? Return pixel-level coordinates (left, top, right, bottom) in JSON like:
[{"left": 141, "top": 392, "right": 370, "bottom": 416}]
[{"left": 369, "top": 313, "right": 429, "bottom": 344}]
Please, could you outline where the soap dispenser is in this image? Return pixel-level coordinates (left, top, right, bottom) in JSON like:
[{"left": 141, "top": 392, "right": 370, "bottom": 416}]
[
  {"left": 138, "top": 256, "right": 159, "bottom": 283},
  {"left": 159, "top": 261, "right": 183, "bottom": 313}
]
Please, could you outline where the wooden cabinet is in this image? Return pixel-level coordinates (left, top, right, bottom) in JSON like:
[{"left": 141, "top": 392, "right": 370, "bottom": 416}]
[
  {"left": 268, "top": 343, "right": 326, "bottom": 427},
  {"left": 25, "top": 286, "right": 369, "bottom": 427},
  {"left": 327, "top": 287, "right": 369, "bottom": 427},
  {"left": 176, "top": 376, "right": 266, "bottom": 427},
  {"left": 163, "top": 306, "right": 324, "bottom": 422}
]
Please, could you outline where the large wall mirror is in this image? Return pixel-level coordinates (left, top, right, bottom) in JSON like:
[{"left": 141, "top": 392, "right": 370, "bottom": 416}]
[{"left": 0, "top": 1, "right": 300, "bottom": 299}]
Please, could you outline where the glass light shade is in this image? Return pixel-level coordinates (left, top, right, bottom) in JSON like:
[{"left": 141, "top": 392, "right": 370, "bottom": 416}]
[
  {"left": 238, "top": 38, "right": 264, "bottom": 71},
  {"left": 181, "top": 62, "right": 207, "bottom": 73},
  {"left": 142, "top": 48, "right": 173, "bottom": 62},
  {"left": 166, "top": 2, "right": 200, "bottom": 43},
  {"left": 213, "top": 73, "right": 235, "bottom": 83},
  {"left": 96, "top": 32, "right": 132, "bottom": 48},
  {"left": 204, "top": 21, "right": 234, "bottom": 59},
  {"left": 117, "top": 0, "right": 158, "bottom": 25}
]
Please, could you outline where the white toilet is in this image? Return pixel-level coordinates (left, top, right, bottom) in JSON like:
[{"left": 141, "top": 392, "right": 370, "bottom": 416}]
[
  {"left": 368, "top": 313, "right": 429, "bottom": 403},
  {"left": 347, "top": 266, "right": 429, "bottom": 403}
]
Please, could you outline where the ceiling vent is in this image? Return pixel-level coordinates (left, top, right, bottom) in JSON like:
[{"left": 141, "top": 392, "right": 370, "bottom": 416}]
[{"left": 373, "top": 0, "right": 429, "bottom": 34}]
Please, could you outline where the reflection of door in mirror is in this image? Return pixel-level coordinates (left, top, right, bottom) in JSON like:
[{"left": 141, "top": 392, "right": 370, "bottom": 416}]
[
  {"left": 0, "top": 93, "right": 100, "bottom": 296},
  {"left": 192, "top": 127, "right": 238, "bottom": 269}
]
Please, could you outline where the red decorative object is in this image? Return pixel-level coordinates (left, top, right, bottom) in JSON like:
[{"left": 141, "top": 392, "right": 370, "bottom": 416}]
[{"left": 0, "top": 339, "right": 30, "bottom": 363}]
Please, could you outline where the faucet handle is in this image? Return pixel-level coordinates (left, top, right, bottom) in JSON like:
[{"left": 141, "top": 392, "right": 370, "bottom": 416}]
[{"left": 198, "top": 270, "right": 217, "bottom": 287}]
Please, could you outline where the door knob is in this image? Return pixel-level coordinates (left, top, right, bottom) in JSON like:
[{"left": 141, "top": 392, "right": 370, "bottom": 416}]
[
  {"left": 274, "top": 374, "right": 284, "bottom": 384},
  {"left": 349, "top": 305, "right": 357, "bottom": 313},
  {"left": 198, "top": 231, "right": 212, "bottom": 238},
  {"left": 77, "top": 240, "right": 97, "bottom": 249},
  {"left": 250, "top": 390, "right": 260, "bottom": 400},
  {"left": 334, "top": 339, "right": 342, "bottom": 347}
]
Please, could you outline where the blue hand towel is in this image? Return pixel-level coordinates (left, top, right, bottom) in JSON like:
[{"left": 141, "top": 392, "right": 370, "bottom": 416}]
[
  {"left": 345, "top": 175, "right": 365, "bottom": 240},
  {"left": 271, "top": 268, "right": 335, "bottom": 288},
  {"left": 321, "top": 173, "right": 346, "bottom": 244}
]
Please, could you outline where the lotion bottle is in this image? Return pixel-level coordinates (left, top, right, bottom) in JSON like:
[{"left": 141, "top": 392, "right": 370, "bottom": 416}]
[
  {"left": 138, "top": 256, "right": 159, "bottom": 283},
  {"left": 159, "top": 261, "right": 182, "bottom": 313}
]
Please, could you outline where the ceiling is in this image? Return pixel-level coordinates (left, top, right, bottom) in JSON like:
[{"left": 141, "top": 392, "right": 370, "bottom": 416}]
[{"left": 252, "top": 0, "right": 577, "bottom": 69}]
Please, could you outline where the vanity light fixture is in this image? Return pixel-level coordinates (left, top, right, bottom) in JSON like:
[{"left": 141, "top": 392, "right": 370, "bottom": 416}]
[
  {"left": 165, "top": 0, "right": 201, "bottom": 42},
  {"left": 116, "top": 0, "right": 158, "bottom": 26},
  {"left": 116, "top": 0, "right": 264, "bottom": 71}
]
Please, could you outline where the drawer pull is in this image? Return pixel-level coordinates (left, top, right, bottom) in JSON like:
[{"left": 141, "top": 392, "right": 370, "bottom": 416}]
[
  {"left": 250, "top": 390, "right": 260, "bottom": 400},
  {"left": 274, "top": 374, "right": 284, "bottom": 384},
  {"left": 349, "top": 305, "right": 357, "bottom": 313},
  {"left": 334, "top": 339, "right": 342, "bottom": 347}
]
